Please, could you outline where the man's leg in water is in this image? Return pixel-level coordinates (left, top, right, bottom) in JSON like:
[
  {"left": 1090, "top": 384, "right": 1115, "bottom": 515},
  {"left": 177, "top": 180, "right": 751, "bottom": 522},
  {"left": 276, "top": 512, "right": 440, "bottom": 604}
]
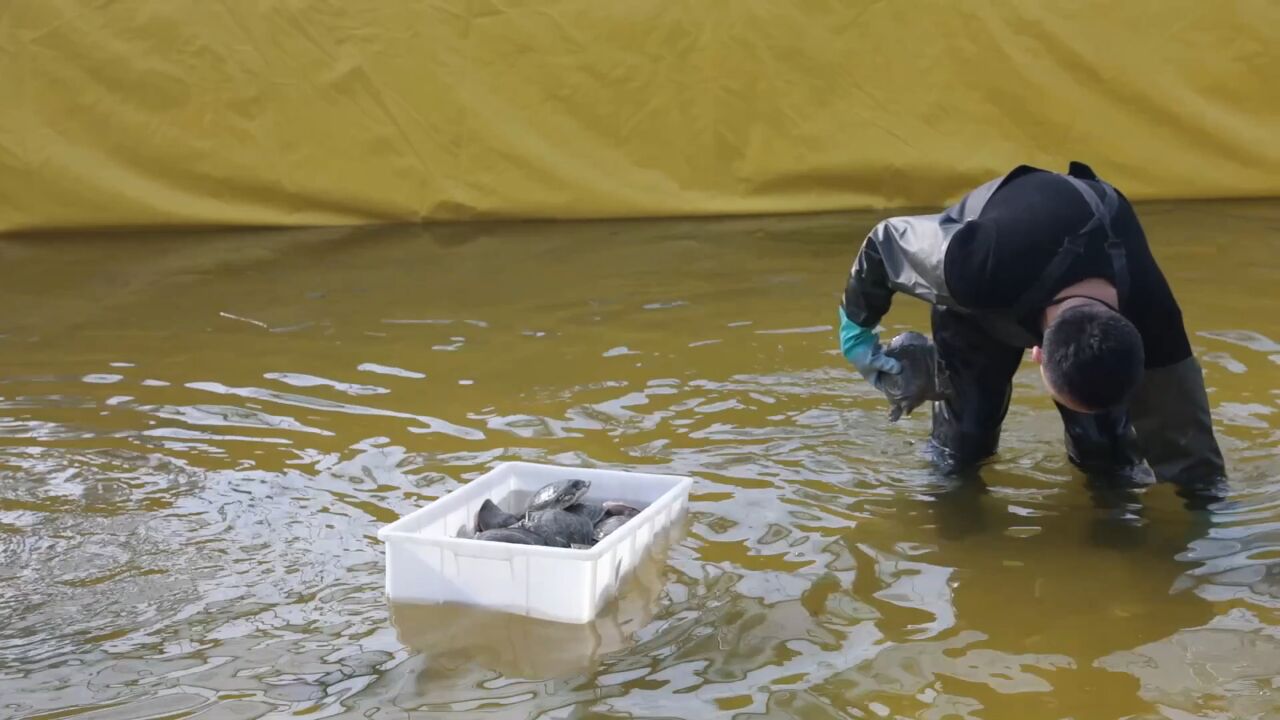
[
  {"left": 1053, "top": 403, "right": 1152, "bottom": 486},
  {"left": 1129, "top": 358, "right": 1230, "bottom": 510},
  {"left": 928, "top": 306, "right": 1025, "bottom": 472},
  {"left": 1053, "top": 403, "right": 1154, "bottom": 524}
]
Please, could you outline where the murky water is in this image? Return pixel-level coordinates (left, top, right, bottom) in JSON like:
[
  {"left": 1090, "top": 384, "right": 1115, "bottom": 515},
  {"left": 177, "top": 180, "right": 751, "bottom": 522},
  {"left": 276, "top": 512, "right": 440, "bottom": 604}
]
[{"left": 1, "top": 201, "right": 1278, "bottom": 720}]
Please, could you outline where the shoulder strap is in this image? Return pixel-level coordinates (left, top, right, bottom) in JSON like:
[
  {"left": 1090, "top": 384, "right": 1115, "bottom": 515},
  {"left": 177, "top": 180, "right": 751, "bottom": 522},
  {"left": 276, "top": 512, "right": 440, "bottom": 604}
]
[
  {"left": 1010, "top": 171, "right": 1129, "bottom": 318},
  {"left": 1061, "top": 175, "right": 1128, "bottom": 307}
]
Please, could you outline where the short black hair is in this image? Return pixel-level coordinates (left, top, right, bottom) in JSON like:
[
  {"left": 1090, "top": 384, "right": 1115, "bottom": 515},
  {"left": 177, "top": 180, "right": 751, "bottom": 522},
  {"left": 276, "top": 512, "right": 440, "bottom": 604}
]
[{"left": 1042, "top": 304, "right": 1144, "bottom": 412}]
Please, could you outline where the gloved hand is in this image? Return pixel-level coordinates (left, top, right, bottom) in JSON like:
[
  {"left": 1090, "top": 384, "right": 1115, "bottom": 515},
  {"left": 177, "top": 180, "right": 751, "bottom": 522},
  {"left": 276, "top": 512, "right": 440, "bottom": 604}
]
[{"left": 838, "top": 306, "right": 901, "bottom": 384}]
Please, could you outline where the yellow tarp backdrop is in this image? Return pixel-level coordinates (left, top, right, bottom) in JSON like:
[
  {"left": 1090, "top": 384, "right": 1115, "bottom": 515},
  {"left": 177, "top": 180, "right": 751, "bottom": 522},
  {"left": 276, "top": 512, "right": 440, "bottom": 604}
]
[{"left": 2, "top": 1, "right": 1278, "bottom": 233}]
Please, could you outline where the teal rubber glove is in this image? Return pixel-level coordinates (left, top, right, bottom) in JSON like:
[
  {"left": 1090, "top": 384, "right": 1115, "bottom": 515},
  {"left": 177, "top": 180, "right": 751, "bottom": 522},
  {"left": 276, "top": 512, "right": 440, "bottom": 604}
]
[{"left": 838, "top": 306, "right": 901, "bottom": 383}]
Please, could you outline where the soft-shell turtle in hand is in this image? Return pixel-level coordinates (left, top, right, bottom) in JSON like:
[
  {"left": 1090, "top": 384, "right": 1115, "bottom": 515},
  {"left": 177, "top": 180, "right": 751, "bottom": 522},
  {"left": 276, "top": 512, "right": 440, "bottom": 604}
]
[
  {"left": 525, "top": 479, "right": 590, "bottom": 514},
  {"left": 874, "top": 331, "right": 952, "bottom": 422}
]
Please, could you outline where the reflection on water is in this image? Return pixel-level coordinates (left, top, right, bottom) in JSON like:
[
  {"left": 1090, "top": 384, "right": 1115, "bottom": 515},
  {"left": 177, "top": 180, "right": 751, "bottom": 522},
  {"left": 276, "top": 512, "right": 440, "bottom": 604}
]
[{"left": 1, "top": 201, "right": 1279, "bottom": 719}]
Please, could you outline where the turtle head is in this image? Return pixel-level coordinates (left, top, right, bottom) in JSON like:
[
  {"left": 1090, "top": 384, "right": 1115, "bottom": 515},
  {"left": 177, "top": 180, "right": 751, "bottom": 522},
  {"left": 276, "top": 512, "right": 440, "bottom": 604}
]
[{"left": 563, "top": 479, "right": 590, "bottom": 504}]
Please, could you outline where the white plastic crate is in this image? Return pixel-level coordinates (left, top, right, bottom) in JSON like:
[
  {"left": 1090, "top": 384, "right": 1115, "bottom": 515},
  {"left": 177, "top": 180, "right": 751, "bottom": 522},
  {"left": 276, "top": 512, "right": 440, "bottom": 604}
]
[{"left": 377, "top": 461, "right": 693, "bottom": 624}]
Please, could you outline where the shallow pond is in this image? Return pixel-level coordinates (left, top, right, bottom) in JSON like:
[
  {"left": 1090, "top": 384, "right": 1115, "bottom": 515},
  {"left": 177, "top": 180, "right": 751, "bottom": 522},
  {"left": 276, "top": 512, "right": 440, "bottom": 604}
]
[{"left": 2, "top": 200, "right": 1278, "bottom": 719}]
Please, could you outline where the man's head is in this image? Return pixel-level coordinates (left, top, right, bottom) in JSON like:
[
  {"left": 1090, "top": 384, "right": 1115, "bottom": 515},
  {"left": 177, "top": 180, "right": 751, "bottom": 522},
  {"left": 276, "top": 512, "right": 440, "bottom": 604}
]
[{"left": 1032, "top": 302, "right": 1144, "bottom": 413}]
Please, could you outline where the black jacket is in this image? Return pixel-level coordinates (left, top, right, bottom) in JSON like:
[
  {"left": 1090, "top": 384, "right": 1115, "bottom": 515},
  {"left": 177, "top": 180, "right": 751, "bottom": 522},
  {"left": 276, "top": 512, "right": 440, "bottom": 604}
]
[{"left": 840, "top": 162, "right": 1226, "bottom": 491}]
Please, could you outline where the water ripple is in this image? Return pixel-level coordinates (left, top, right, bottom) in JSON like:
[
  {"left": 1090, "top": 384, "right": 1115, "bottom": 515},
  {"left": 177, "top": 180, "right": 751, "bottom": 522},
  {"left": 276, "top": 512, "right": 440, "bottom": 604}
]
[
  {"left": 185, "top": 381, "right": 484, "bottom": 440},
  {"left": 2, "top": 211, "right": 1278, "bottom": 719}
]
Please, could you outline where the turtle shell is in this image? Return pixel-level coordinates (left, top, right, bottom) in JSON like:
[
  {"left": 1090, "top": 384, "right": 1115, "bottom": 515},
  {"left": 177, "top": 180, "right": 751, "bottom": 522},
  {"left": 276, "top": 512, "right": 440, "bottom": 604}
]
[
  {"left": 476, "top": 498, "right": 520, "bottom": 532},
  {"left": 475, "top": 527, "right": 548, "bottom": 545},
  {"left": 525, "top": 479, "right": 590, "bottom": 513},
  {"left": 592, "top": 514, "right": 631, "bottom": 542},
  {"left": 524, "top": 509, "right": 594, "bottom": 546},
  {"left": 565, "top": 502, "right": 606, "bottom": 524}
]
